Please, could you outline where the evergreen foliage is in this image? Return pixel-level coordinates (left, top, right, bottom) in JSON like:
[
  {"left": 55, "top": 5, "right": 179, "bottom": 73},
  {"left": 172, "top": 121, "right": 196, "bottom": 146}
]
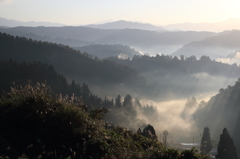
[
  {"left": 115, "top": 95, "right": 122, "bottom": 108},
  {"left": 200, "top": 127, "right": 212, "bottom": 154},
  {"left": 194, "top": 78, "right": 240, "bottom": 155},
  {"left": 141, "top": 124, "right": 158, "bottom": 140},
  {"left": 107, "top": 54, "right": 240, "bottom": 78},
  {"left": 0, "top": 84, "right": 209, "bottom": 159},
  {"left": 216, "top": 128, "right": 238, "bottom": 159},
  {"left": 0, "top": 32, "right": 146, "bottom": 87}
]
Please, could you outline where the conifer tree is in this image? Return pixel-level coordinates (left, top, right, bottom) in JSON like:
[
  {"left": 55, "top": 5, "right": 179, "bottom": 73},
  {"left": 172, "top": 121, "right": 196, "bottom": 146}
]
[
  {"left": 216, "top": 128, "right": 238, "bottom": 159},
  {"left": 200, "top": 127, "right": 212, "bottom": 154},
  {"left": 115, "top": 95, "right": 122, "bottom": 108}
]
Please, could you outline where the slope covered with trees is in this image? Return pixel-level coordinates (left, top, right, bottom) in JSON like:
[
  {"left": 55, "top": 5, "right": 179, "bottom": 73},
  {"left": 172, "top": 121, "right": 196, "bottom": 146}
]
[
  {"left": 0, "top": 83, "right": 208, "bottom": 158},
  {"left": 0, "top": 59, "right": 157, "bottom": 131},
  {"left": 0, "top": 32, "right": 147, "bottom": 90},
  {"left": 0, "top": 26, "right": 216, "bottom": 55},
  {"left": 193, "top": 78, "right": 240, "bottom": 156},
  {"left": 107, "top": 54, "right": 240, "bottom": 99}
]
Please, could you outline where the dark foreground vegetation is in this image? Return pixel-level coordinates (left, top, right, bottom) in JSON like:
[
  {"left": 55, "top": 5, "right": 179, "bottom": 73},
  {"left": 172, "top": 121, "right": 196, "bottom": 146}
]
[{"left": 0, "top": 83, "right": 209, "bottom": 159}]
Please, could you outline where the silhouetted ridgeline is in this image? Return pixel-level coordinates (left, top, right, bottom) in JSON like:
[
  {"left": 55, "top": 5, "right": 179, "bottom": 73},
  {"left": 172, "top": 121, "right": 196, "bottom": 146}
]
[
  {"left": 0, "top": 26, "right": 215, "bottom": 46},
  {"left": 0, "top": 59, "right": 115, "bottom": 109},
  {"left": 107, "top": 54, "right": 240, "bottom": 78},
  {"left": 0, "top": 32, "right": 147, "bottom": 88}
]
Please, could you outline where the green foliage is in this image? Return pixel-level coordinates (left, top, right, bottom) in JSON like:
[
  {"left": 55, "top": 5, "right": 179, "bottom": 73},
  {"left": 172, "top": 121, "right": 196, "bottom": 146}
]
[
  {"left": 0, "top": 84, "right": 209, "bottom": 158},
  {"left": 0, "top": 32, "right": 147, "bottom": 87},
  {"left": 216, "top": 128, "right": 238, "bottom": 159},
  {"left": 200, "top": 127, "right": 212, "bottom": 154}
]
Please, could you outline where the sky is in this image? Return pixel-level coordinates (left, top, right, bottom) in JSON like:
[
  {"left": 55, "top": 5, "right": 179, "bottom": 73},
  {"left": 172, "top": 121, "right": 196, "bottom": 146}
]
[{"left": 0, "top": 0, "right": 240, "bottom": 25}]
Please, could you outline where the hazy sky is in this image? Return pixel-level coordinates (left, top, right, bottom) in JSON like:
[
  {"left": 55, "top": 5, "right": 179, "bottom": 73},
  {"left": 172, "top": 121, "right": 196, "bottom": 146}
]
[{"left": 0, "top": 0, "right": 240, "bottom": 25}]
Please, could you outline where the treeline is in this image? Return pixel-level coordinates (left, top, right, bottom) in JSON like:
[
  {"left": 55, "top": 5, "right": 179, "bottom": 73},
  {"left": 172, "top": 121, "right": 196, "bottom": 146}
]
[
  {"left": 0, "top": 83, "right": 208, "bottom": 158},
  {"left": 193, "top": 78, "right": 240, "bottom": 156},
  {"left": 0, "top": 32, "right": 147, "bottom": 87},
  {"left": 107, "top": 54, "right": 240, "bottom": 77},
  {"left": 0, "top": 59, "right": 156, "bottom": 128}
]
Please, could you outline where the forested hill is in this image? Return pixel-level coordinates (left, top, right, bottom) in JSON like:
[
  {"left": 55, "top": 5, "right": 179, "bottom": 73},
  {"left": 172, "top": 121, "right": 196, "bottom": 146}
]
[
  {"left": 0, "top": 32, "right": 146, "bottom": 88},
  {"left": 107, "top": 54, "right": 240, "bottom": 78},
  {"left": 74, "top": 44, "right": 141, "bottom": 59},
  {"left": 193, "top": 78, "right": 240, "bottom": 155},
  {"left": 0, "top": 59, "right": 117, "bottom": 109}
]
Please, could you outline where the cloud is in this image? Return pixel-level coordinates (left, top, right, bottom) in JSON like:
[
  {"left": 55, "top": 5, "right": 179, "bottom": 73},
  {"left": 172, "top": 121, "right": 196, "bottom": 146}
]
[
  {"left": 0, "top": 0, "right": 13, "bottom": 5},
  {"left": 216, "top": 51, "right": 240, "bottom": 65}
]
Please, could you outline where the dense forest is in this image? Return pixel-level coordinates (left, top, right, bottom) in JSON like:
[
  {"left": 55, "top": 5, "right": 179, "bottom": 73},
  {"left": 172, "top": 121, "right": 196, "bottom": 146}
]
[
  {"left": 0, "top": 83, "right": 208, "bottom": 158},
  {"left": 0, "top": 59, "right": 157, "bottom": 131},
  {"left": 107, "top": 54, "right": 240, "bottom": 78},
  {"left": 0, "top": 32, "right": 148, "bottom": 93},
  {"left": 192, "top": 78, "right": 240, "bottom": 156}
]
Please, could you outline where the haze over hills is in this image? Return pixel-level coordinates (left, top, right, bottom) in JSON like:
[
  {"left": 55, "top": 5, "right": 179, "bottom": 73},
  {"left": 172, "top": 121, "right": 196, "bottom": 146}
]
[
  {"left": 0, "top": 26, "right": 216, "bottom": 55},
  {"left": 0, "top": 32, "right": 149, "bottom": 99},
  {"left": 162, "top": 18, "right": 240, "bottom": 32},
  {"left": 74, "top": 44, "right": 141, "bottom": 59},
  {"left": 172, "top": 30, "right": 240, "bottom": 59},
  {"left": 86, "top": 20, "right": 165, "bottom": 31},
  {"left": 0, "top": 17, "right": 66, "bottom": 27}
]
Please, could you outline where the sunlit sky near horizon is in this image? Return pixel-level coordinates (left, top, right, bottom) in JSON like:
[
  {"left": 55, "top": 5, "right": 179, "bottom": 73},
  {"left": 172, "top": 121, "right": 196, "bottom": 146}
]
[{"left": 0, "top": 0, "right": 240, "bottom": 25}]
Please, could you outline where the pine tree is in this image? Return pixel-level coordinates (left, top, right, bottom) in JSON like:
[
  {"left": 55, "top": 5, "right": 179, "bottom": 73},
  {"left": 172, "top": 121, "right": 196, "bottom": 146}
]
[
  {"left": 216, "top": 128, "right": 238, "bottom": 159},
  {"left": 200, "top": 127, "right": 212, "bottom": 154},
  {"left": 115, "top": 95, "right": 122, "bottom": 108}
]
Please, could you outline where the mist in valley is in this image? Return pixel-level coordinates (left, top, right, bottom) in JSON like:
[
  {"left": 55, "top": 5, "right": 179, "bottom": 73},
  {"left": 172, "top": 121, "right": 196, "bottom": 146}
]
[{"left": 2, "top": 13, "right": 240, "bottom": 158}]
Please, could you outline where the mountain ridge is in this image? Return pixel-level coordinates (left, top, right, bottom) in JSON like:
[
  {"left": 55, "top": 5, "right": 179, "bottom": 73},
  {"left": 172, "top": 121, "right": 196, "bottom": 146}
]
[
  {"left": 0, "top": 17, "right": 66, "bottom": 27},
  {"left": 85, "top": 20, "right": 165, "bottom": 31}
]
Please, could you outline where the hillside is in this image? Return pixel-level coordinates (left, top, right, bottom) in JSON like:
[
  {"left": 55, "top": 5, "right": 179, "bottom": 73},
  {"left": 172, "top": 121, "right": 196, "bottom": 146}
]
[
  {"left": 0, "top": 27, "right": 216, "bottom": 55},
  {"left": 107, "top": 54, "right": 239, "bottom": 99},
  {"left": 172, "top": 30, "right": 240, "bottom": 58},
  {"left": 86, "top": 20, "right": 165, "bottom": 31},
  {"left": 0, "top": 59, "right": 118, "bottom": 109},
  {"left": 0, "top": 83, "right": 208, "bottom": 158},
  {"left": 193, "top": 78, "right": 240, "bottom": 155},
  {"left": 0, "top": 32, "right": 147, "bottom": 91},
  {"left": 162, "top": 18, "right": 240, "bottom": 32},
  {"left": 0, "top": 17, "right": 65, "bottom": 27},
  {"left": 74, "top": 44, "right": 141, "bottom": 59},
  {"left": 0, "top": 31, "right": 93, "bottom": 47}
]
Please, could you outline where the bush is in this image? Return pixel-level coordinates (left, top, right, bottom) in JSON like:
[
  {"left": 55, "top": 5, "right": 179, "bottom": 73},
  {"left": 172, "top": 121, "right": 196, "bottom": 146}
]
[{"left": 0, "top": 83, "right": 209, "bottom": 159}]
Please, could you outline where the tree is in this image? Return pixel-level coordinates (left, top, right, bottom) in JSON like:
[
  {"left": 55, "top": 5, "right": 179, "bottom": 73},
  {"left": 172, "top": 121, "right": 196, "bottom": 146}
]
[
  {"left": 134, "top": 98, "right": 142, "bottom": 108},
  {"left": 82, "top": 83, "right": 91, "bottom": 99},
  {"left": 123, "top": 94, "right": 133, "bottom": 108},
  {"left": 141, "top": 124, "right": 157, "bottom": 140},
  {"left": 115, "top": 95, "right": 122, "bottom": 108},
  {"left": 216, "top": 128, "right": 238, "bottom": 159},
  {"left": 200, "top": 127, "right": 212, "bottom": 154},
  {"left": 163, "top": 130, "right": 169, "bottom": 145},
  {"left": 123, "top": 94, "right": 136, "bottom": 117}
]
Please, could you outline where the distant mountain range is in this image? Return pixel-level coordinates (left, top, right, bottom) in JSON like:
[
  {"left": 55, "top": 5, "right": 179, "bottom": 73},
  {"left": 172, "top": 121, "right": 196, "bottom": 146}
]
[
  {"left": 0, "top": 17, "right": 65, "bottom": 27},
  {"left": 172, "top": 30, "right": 240, "bottom": 58},
  {"left": 162, "top": 18, "right": 240, "bottom": 32},
  {"left": 0, "top": 26, "right": 215, "bottom": 56},
  {"left": 1, "top": 17, "right": 240, "bottom": 32},
  {"left": 86, "top": 20, "right": 165, "bottom": 31}
]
